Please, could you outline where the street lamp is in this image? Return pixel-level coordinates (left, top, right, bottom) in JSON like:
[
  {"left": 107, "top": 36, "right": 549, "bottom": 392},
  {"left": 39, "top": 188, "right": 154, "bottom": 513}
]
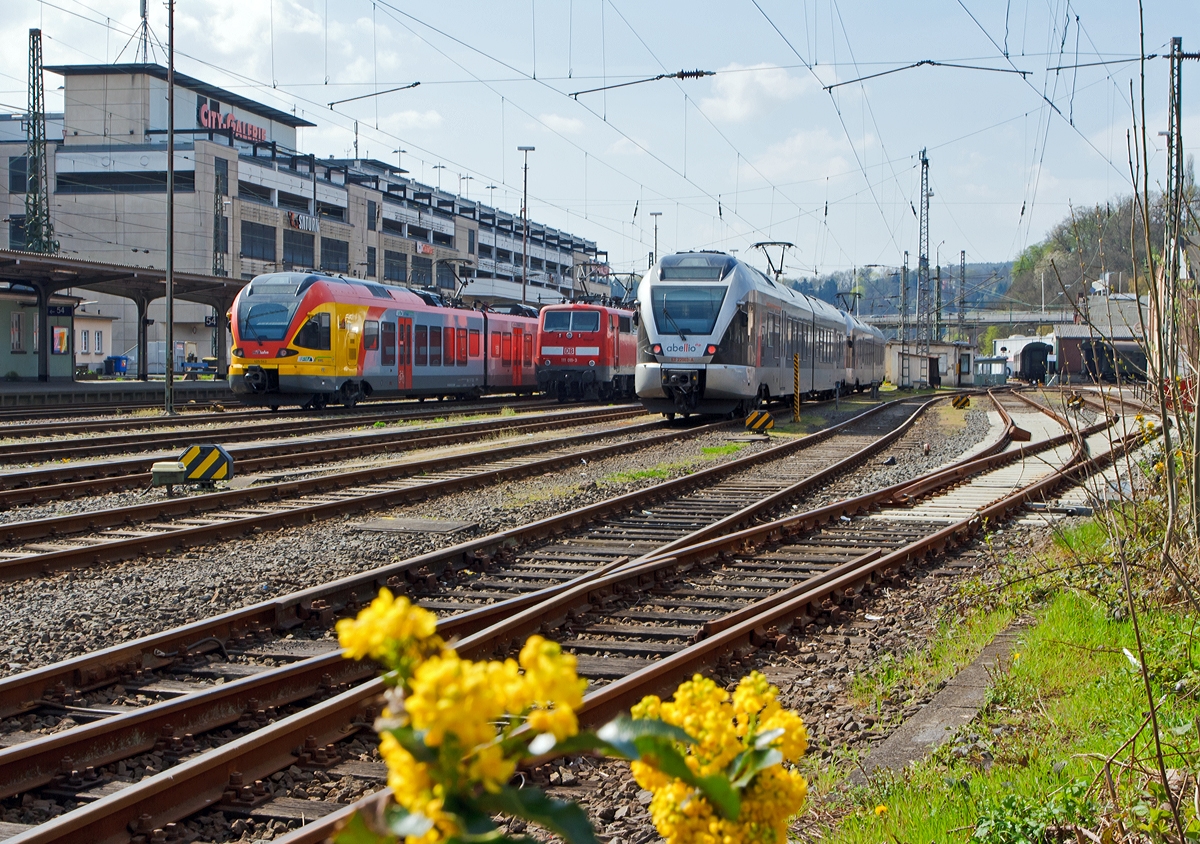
[
  {"left": 517, "top": 146, "right": 535, "bottom": 304},
  {"left": 459, "top": 174, "right": 474, "bottom": 198},
  {"left": 432, "top": 163, "right": 446, "bottom": 190},
  {"left": 484, "top": 184, "right": 498, "bottom": 207},
  {"left": 392, "top": 148, "right": 407, "bottom": 171},
  {"left": 649, "top": 211, "right": 662, "bottom": 266}
]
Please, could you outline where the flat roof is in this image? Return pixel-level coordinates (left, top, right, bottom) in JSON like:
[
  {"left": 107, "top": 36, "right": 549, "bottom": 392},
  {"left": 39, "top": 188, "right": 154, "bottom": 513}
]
[{"left": 45, "top": 63, "right": 317, "bottom": 129}]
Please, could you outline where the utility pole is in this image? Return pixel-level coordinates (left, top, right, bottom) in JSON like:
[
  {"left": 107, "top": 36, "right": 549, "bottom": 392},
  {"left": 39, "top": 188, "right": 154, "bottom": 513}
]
[
  {"left": 165, "top": 0, "right": 176, "bottom": 414},
  {"left": 1165, "top": 36, "right": 1200, "bottom": 378},
  {"left": 958, "top": 249, "right": 966, "bottom": 343},
  {"left": 24, "top": 29, "right": 56, "bottom": 255},
  {"left": 650, "top": 211, "right": 662, "bottom": 265},
  {"left": 915, "top": 149, "right": 932, "bottom": 386},
  {"left": 935, "top": 263, "right": 943, "bottom": 342},
  {"left": 212, "top": 178, "right": 225, "bottom": 277},
  {"left": 517, "top": 146, "right": 535, "bottom": 304},
  {"left": 900, "top": 251, "right": 910, "bottom": 388}
]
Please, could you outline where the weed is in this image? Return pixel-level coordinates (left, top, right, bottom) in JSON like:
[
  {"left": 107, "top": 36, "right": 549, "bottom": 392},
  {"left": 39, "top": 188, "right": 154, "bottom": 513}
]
[
  {"left": 372, "top": 420, "right": 387, "bottom": 428},
  {"left": 701, "top": 443, "right": 746, "bottom": 457}
]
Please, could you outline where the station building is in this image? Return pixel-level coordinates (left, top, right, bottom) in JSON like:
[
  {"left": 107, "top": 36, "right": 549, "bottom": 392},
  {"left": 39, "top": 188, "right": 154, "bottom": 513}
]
[{"left": 0, "top": 63, "right": 607, "bottom": 376}]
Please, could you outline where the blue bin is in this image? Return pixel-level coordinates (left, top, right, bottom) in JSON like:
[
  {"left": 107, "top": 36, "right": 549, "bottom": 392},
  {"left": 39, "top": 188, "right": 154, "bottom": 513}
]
[{"left": 105, "top": 355, "right": 128, "bottom": 375}]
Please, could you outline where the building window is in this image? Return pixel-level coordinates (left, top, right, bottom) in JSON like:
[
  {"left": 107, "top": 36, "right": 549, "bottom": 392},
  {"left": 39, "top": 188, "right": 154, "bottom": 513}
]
[
  {"left": 95, "top": 330, "right": 103, "bottom": 354},
  {"left": 58, "top": 171, "right": 196, "bottom": 193},
  {"left": 409, "top": 225, "right": 430, "bottom": 242},
  {"left": 432, "top": 230, "right": 454, "bottom": 248},
  {"left": 467, "top": 229, "right": 476, "bottom": 255},
  {"left": 411, "top": 255, "right": 432, "bottom": 287},
  {"left": 366, "top": 245, "right": 377, "bottom": 278},
  {"left": 240, "top": 220, "right": 276, "bottom": 261},
  {"left": 382, "top": 218, "right": 404, "bottom": 236},
  {"left": 384, "top": 250, "right": 407, "bottom": 282},
  {"left": 8, "top": 156, "right": 27, "bottom": 194},
  {"left": 238, "top": 180, "right": 271, "bottom": 204},
  {"left": 436, "top": 263, "right": 455, "bottom": 290},
  {"left": 214, "top": 157, "right": 228, "bottom": 195},
  {"left": 8, "top": 216, "right": 26, "bottom": 251},
  {"left": 320, "top": 237, "right": 349, "bottom": 273},
  {"left": 367, "top": 200, "right": 377, "bottom": 231},
  {"left": 215, "top": 215, "right": 229, "bottom": 255},
  {"left": 80, "top": 329, "right": 89, "bottom": 354},
  {"left": 316, "top": 202, "right": 345, "bottom": 222},
  {"left": 10, "top": 312, "right": 24, "bottom": 352},
  {"left": 278, "top": 191, "right": 310, "bottom": 213},
  {"left": 283, "top": 229, "right": 314, "bottom": 268},
  {"left": 479, "top": 244, "right": 493, "bottom": 259}
]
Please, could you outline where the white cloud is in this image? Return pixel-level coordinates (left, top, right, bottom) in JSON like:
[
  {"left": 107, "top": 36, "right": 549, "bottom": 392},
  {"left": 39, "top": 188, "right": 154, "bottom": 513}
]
[
  {"left": 539, "top": 113, "right": 585, "bottom": 135},
  {"left": 607, "top": 136, "right": 647, "bottom": 156},
  {"left": 699, "top": 63, "right": 810, "bottom": 123},
  {"left": 751, "top": 128, "right": 855, "bottom": 182},
  {"left": 382, "top": 110, "right": 444, "bottom": 130}
]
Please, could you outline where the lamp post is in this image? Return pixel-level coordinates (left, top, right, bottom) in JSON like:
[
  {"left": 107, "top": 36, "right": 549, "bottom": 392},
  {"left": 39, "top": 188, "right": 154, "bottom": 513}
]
[
  {"left": 432, "top": 163, "right": 445, "bottom": 190},
  {"left": 392, "top": 148, "right": 407, "bottom": 171},
  {"left": 517, "top": 145, "right": 535, "bottom": 303},
  {"left": 165, "top": 0, "right": 175, "bottom": 414},
  {"left": 484, "top": 184, "right": 498, "bottom": 207},
  {"left": 459, "top": 174, "right": 474, "bottom": 198},
  {"left": 652, "top": 211, "right": 662, "bottom": 264}
]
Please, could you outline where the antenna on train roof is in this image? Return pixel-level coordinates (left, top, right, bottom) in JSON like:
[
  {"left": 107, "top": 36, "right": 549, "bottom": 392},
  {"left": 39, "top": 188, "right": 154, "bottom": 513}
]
[{"left": 750, "top": 242, "right": 794, "bottom": 282}]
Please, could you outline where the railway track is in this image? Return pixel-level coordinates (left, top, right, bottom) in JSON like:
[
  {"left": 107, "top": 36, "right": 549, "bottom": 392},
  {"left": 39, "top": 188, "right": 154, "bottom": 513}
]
[
  {"left": 0, "top": 404, "right": 645, "bottom": 508},
  {"left": 0, "top": 408, "right": 684, "bottom": 580},
  {"left": 0, "top": 398, "right": 574, "bottom": 462},
  {"left": 0, "top": 393, "right": 990, "bottom": 835},
  {"left": 4, "top": 392, "right": 1133, "bottom": 844}
]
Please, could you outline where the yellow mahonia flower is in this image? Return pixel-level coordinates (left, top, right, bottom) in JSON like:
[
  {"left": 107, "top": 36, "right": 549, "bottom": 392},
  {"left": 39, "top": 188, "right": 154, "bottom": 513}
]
[
  {"left": 875, "top": 804, "right": 888, "bottom": 816},
  {"left": 336, "top": 588, "right": 443, "bottom": 675},
  {"left": 405, "top": 651, "right": 518, "bottom": 749}
]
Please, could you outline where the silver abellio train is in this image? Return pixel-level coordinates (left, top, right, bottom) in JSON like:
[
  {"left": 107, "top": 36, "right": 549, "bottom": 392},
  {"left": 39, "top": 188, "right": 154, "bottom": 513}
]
[{"left": 634, "top": 251, "right": 885, "bottom": 417}]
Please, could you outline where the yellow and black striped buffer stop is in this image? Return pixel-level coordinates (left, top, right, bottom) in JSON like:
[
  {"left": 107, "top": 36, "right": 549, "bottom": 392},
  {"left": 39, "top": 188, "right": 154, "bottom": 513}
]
[
  {"left": 177, "top": 444, "right": 234, "bottom": 482},
  {"left": 745, "top": 409, "right": 775, "bottom": 431},
  {"left": 952, "top": 395, "right": 971, "bottom": 409}
]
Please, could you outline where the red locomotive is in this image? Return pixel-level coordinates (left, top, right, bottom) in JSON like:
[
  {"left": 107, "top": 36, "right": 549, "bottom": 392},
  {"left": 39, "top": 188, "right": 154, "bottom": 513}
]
[{"left": 536, "top": 302, "right": 637, "bottom": 401}]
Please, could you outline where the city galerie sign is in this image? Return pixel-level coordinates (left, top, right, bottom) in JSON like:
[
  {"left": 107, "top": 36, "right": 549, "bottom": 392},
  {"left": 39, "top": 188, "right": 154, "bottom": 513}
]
[
  {"left": 197, "top": 98, "right": 268, "bottom": 144},
  {"left": 287, "top": 212, "right": 319, "bottom": 233}
]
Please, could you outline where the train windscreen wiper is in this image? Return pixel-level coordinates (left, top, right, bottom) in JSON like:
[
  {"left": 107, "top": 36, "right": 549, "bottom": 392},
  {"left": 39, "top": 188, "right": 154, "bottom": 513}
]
[{"left": 660, "top": 302, "right": 688, "bottom": 340}]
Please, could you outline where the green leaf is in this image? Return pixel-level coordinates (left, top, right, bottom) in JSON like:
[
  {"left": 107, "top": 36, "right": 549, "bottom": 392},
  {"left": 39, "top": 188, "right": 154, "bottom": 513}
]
[
  {"left": 387, "top": 807, "right": 434, "bottom": 839},
  {"left": 728, "top": 747, "right": 783, "bottom": 789},
  {"left": 333, "top": 812, "right": 389, "bottom": 844},
  {"left": 441, "top": 793, "right": 500, "bottom": 837},
  {"left": 752, "top": 727, "right": 786, "bottom": 750},
  {"left": 595, "top": 716, "right": 695, "bottom": 759},
  {"left": 476, "top": 785, "right": 599, "bottom": 844},
  {"left": 525, "top": 730, "right": 616, "bottom": 759}
]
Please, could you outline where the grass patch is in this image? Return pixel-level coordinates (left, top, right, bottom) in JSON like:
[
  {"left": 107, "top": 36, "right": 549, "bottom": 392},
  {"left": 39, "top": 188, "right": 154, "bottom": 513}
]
[
  {"left": 604, "top": 467, "right": 673, "bottom": 483},
  {"left": 701, "top": 443, "right": 746, "bottom": 457},
  {"left": 819, "top": 577, "right": 1200, "bottom": 843},
  {"left": 849, "top": 602, "right": 1015, "bottom": 715}
]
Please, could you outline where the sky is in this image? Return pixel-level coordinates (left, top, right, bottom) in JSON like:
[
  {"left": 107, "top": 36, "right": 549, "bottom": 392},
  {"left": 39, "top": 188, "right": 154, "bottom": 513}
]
[{"left": 2, "top": 0, "right": 1198, "bottom": 280}]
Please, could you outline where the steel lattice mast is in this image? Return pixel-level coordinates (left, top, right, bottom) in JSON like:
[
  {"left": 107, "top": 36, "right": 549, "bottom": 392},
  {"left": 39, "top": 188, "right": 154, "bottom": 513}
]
[
  {"left": 915, "top": 149, "right": 932, "bottom": 384},
  {"left": 24, "top": 28, "right": 57, "bottom": 254}
]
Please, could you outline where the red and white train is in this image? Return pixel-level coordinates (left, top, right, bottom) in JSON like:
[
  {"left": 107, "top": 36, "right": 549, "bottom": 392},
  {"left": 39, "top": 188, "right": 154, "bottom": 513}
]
[{"left": 536, "top": 302, "right": 637, "bottom": 401}]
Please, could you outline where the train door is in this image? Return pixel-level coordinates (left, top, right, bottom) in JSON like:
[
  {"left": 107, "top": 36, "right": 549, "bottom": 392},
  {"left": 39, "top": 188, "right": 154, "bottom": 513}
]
[
  {"left": 512, "top": 326, "right": 525, "bottom": 388},
  {"left": 611, "top": 314, "right": 619, "bottom": 367},
  {"left": 381, "top": 320, "right": 399, "bottom": 390},
  {"left": 397, "top": 318, "right": 411, "bottom": 390}
]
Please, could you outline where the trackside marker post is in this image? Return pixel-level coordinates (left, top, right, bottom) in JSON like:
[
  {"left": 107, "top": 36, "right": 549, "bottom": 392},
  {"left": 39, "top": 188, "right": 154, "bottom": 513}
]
[{"left": 793, "top": 353, "right": 800, "bottom": 422}]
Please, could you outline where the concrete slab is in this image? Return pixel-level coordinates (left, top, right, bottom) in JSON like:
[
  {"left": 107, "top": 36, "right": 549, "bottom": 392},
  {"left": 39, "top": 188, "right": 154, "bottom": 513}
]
[{"left": 853, "top": 625, "right": 1022, "bottom": 781}]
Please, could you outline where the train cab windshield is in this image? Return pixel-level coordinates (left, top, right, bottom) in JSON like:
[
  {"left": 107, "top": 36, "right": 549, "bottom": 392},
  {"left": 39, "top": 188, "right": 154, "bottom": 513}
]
[
  {"left": 238, "top": 299, "right": 300, "bottom": 342},
  {"left": 658, "top": 253, "right": 735, "bottom": 280},
  {"left": 543, "top": 310, "right": 601, "bottom": 333},
  {"left": 651, "top": 286, "right": 727, "bottom": 338}
]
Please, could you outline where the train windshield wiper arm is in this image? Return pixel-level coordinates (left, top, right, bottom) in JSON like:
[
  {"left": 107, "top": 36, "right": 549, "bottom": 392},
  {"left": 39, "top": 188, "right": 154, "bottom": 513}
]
[{"left": 661, "top": 303, "right": 688, "bottom": 340}]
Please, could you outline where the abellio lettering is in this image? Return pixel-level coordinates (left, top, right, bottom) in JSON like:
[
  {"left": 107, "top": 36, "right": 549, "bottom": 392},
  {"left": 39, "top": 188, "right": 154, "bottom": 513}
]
[{"left": 663, "top": 341, "right": 704, "bottom": 354}]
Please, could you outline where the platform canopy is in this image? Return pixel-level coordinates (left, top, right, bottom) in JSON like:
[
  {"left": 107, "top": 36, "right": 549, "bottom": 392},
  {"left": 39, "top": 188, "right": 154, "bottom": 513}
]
[{"left": 0, "top": 249, "right": 245, "bottom": 381}]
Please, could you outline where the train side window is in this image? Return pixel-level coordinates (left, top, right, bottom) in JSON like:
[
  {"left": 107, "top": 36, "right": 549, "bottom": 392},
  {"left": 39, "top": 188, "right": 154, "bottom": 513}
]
[
  {"left": 469, "top": 329, "right": 481, "bottom": 358},
  {"left": 364, "top": 320, "right": 379, "bottom": 351},
  {"left": 491, "top": 332, "right": 502, "bottom": 358},
  {"left": 294, "top": 312, "right": 331, "bottom": 350},
  {"left": 415, "top": 326, "right": 428, "bottom": 366},
  {"left": 430, "top": 326, "right": 442, "bottom": 366},
  {"left": 457, "top": 329, "right": 468, "bottom": 366},
  {"left": 381, "top": 322, "right": 396, "bottom": 366},
  {"left": 444, "top": 327, "right": 456, "bottom": 366},
  {"left": 524, "top": 333, "right": 533, "bottom": 366},
  {"left": 619, "top": 316, "right": 631, "bottom": 333},
  {"left": 501, "top": 332, "right": 513, "bottom": 367}
]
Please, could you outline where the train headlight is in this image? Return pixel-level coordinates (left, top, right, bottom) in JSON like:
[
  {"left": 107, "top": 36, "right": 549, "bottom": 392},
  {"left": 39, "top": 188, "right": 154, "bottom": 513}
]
[
  {"left": 589, "top": 360, "right": 595, "bottom": 367},
  {"left": 276, "top": 348, "right": 299, "bottom": 358},
  {"left": 651, "top": 344, "right": 662, "bottom": 354},
  {"left": 232, "top": 348, "right": 244, "bottom": 358},
  {"left": 706, "top": 344, "right": 718, "bottom": 355},
  {"left": 544, "top": 359, "right": 551, "bottom": 366}
]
